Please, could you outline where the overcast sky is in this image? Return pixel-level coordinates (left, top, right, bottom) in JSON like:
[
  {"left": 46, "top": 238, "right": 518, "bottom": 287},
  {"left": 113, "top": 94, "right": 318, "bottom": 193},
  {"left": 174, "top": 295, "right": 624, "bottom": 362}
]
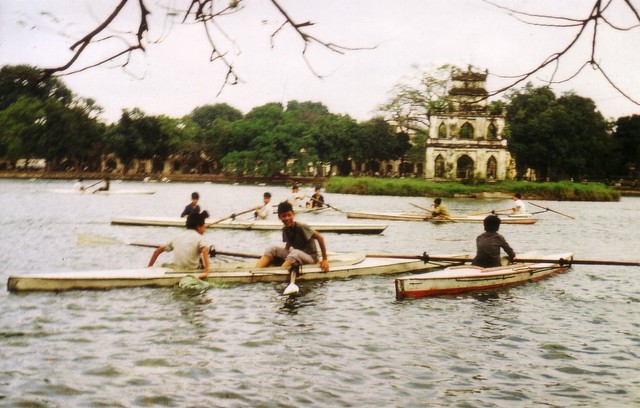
[{"left": 1, "top": 0, "right": 639, "bottom": 123}]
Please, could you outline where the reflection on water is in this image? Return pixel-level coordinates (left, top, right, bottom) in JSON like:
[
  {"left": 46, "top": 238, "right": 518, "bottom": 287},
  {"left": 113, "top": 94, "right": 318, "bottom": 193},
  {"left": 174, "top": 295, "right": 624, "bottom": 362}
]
[{"left": 0, "top": 179, "right": 638, "bottom": 406}]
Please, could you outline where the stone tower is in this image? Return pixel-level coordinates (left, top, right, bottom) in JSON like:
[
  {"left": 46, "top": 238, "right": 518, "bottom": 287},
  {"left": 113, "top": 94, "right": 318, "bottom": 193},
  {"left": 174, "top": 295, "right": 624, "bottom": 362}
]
[{"left": 425, "top": 66, "right": 513, "bottom": 180}]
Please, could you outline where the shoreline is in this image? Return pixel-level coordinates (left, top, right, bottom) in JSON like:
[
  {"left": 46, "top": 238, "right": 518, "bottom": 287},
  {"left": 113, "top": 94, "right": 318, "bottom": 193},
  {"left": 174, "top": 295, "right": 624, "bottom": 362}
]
[{"left": 2, "top": 171, "right": 636, "bottom": 199}]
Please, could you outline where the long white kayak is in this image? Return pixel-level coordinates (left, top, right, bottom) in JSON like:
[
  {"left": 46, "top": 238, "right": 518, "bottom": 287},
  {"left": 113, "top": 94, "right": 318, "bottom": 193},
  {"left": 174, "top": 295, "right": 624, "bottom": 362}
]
[
  {"left": 7, "top": 252, "right": 464, "bottom": 292},
  {"left": 47, "top": 189, "right": 155, "bottom": 195},
  {"left": 395, "top": 252, "right": 573, "bottom": 299},
  {"left": 111, "top": 216, "right": 388, "bottom": 234},
  {"left": 347, "top": 211, "right": 538, "bottom": 225}
]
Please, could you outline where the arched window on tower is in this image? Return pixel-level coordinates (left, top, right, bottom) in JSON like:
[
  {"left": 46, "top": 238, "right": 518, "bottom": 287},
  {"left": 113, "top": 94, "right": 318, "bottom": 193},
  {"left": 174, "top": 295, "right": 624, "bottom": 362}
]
[
  {"left": 459, "top": 122, "right": 474, "bottom": 139},
  {"left": 438, "top": 123, "right": 447, "bottom": 138},
  {"left": 434, "top": 155, "right": 445, "bottom": 178},
  {"left": 456, "top": 155, "right": 474, "bottom": 179},
  {"left": 486, "top": 156, "right": 497, "bottom": 179},
  {"left": 487, "top": 123, "right": 498, "bottom": 140}
]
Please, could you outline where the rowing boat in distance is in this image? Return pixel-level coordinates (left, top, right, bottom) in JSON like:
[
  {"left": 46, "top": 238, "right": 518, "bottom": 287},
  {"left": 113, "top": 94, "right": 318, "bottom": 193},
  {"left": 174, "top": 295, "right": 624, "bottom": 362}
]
[
  {"left": 395, "top": 252, "right": 573, "bottom": 299},
  {"left": 47, "top": 189, "right": 155, "bottom": 195},
  {"left": 346, "top": 211, "right": 538, "bottom": 224},
  {"left": 7, "top": 252, "right": 464, "bottom": 292},
  {"left": 111, "top": 216, "right": 388, "bottom": 234}
]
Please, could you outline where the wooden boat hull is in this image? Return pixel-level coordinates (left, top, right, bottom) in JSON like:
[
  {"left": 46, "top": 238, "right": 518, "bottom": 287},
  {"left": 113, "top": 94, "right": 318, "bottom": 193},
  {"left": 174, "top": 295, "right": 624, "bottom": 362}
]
[
  {"left": 395, "top": 252, "right": 573, "bottom": 299},
  {"left": 347, "top": 211, "right": 537, "bottom": 224},
  {"left": 7, "top": 253, "right": 462, "bottom": 292},
  {"left": 111, "top": 216, "right": 388, "bottom": 234}
]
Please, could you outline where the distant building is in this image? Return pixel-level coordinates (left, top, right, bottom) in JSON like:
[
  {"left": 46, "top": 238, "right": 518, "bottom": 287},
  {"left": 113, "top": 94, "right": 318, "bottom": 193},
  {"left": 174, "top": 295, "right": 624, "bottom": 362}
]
[{"left": 425, "top": 66, "right": 514, "bottom": 180}]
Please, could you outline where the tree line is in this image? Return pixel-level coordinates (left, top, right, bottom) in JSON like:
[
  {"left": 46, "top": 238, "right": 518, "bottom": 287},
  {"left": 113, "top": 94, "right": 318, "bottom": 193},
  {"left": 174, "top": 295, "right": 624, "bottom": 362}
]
[
  {"left": 1, "top": 64, "right": 638, "bottom": 180},
  {"left": 0, "top": 65, "right": 410, "bottom": 177}
]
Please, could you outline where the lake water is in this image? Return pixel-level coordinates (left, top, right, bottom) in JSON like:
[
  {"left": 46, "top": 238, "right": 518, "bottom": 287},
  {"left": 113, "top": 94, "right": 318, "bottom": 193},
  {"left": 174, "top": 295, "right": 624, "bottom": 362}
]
[{"left": 1, "top": 178, "right": 639, "bottom": 407}]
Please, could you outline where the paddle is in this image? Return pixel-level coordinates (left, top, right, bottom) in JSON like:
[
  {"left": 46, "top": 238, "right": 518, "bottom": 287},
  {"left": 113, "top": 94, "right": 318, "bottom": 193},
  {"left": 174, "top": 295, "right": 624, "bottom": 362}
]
[
  {"left": 283, "top": 265, "right": 300, "bottom": 295},
  {"left": 528, "top": 201, "right": 576, "bottom": 220},
  {"left": 466, "top": 208, "right": 512, "bottom": 217},
  {"left": 410, "top": 202, "right": 458, "bottom": 223},
  {"left": 367, "top": 252, "right": 639, "bottom": 267},
  {"left": 207, "top": 208, "right": 257, "bottom": 226},
  {"left": 309, "top": 196, "right": 343, "bottom": 213},
  {"left": 83, "top": 179, "right": 105, "bottom": 193},
  {"left": 77, "top": 233, "right": 262, "bottom": 258}
]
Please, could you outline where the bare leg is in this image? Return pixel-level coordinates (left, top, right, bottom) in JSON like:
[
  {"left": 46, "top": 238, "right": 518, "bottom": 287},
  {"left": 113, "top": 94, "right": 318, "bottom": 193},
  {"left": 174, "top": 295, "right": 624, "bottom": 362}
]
[{"left": 256, "top": 255, "right": 272, "bottom": 268}]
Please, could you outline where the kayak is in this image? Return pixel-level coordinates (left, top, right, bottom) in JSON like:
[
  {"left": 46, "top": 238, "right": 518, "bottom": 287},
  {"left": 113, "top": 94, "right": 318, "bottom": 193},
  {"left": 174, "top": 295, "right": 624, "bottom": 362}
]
[
  {"left": 111, "top": 216, "right": 388, "bottom": 234},
  {"left": 7, "top": 252, "right": 464, "bottom": 292},
  {"left": 47, "top": 189, "right": 155, "bottom": 195},
  {"left": 395, "top": 252, "right": 573, "bottom": 299},
  {"left": 346, "top": 211, "right": 538, "bottom": 224}
]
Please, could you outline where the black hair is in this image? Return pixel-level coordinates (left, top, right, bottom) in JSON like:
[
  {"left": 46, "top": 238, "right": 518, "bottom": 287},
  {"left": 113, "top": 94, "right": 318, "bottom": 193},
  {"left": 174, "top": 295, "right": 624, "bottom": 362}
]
[
  {"left": 315, "top": 186, "right": 322, "bottom": 191},
  {"left": 291, "top": 185, "right": 299, "bottom": 191},
  {"left": 483, "top": 214, "right": 501, "bottom": 233},
  {"left": 264, "top": 192, "right": 271, "bottom": 198},
  {"left": 434, "top": 198, "right": 442, "bottom": 205},
  {"left": 186, "top": 210, "right": 209, "bottom": 229},
  {"left": 277, "top": 201, "right": 294, "bottom": 214},
  {"left": 191, "top": 192, "right": 199, "bottom": 199},
  {"left": 514, "top": 193, "right": 522, "bottom": 199}
]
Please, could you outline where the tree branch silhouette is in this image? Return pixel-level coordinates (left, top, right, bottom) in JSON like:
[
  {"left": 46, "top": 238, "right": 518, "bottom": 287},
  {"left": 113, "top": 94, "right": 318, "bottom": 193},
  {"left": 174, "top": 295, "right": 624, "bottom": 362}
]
[
  {"left": 39, "top": 0, "right": 369, "bottom": 93},
  {"left": 486, "top": 0, "right": 640, "bottom": 105}
]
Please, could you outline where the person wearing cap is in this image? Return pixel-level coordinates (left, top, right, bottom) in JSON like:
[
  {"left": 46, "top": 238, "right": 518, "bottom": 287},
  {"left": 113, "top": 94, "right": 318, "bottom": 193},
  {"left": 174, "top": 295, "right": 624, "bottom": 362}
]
[
  {"left": 511, "top": 193, "right": 527, "bottom": 214},
  {"left": 256, "top": 201, "right": 329, "bottom": 272},
  {"left": 472, "top": 215, "right": 516, "bottom": 268},
  {"left": 286, "top": 185, "right": 306, "bottom": 208},
  {"left": 181, "top": 192, "right": 201, "bottom": 217},
  {"left": 254, "top": 192, "right": 272, "bottom": 220},
  {"left": 308, "top": 186, "right": 325, "bottom": 208},
  {"left": 147, "top": 211, "right": 212, "bottom": 277},
  {"left": 429, "top": 198, "right": 450, "bottom": 219}
]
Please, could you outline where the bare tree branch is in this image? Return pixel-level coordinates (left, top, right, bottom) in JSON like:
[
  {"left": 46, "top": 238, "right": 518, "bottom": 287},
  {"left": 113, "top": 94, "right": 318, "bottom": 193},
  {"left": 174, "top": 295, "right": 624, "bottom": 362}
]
[
  {"left": 485, "top": 0, "right": 640, "bottom": 106},
  {"left": 38, "top": 0, "right": 369, "bottom": 93}
]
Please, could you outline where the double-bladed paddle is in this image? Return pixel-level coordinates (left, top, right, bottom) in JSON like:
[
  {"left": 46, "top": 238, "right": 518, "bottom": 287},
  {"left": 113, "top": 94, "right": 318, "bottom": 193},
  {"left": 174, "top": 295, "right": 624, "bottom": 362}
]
[
  {"left": 466, "top": 208, "right": 512, "bottom": 217},
  {"left": 366, "top": 252, "right": 639, "bottom": 266},
  {"left": 410, "top": 202, "right": 458, "bottom": 222},
  {"left": 77, "top": 233, "right": 261, "bottom": 258},
  {"left": 309, "top": 196, "right": 343, "bottom": 213},
  {"left": 527, "top": 201, "right": 576, "bottom": 219},
  {"left": 207, "top": 208, "right": 257, "bottom": 226}
]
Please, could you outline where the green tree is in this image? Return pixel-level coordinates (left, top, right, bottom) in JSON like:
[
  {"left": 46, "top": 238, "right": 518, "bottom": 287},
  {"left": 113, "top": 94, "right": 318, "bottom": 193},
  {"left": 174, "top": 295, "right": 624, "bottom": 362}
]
[
  {"left": 0, "top": 65, "right": 72, "bottom": 111},
  {"left": 506, "top": 84, "right": 611, "bottom": 181},
  {"left": 0, "top": 66, "right": 106, "bottom": 170},
  {"left": 106, "top": 108, "right": 171, "bottom": 172},
  {"left": 613, "top": 115, "right": 640, "bottom": 177}
]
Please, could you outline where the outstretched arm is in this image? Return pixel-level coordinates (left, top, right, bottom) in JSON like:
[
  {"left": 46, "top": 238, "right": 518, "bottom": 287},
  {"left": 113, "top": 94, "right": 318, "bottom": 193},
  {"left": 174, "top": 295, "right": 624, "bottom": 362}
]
[
  {"left": 313, "top": 231, "right": 329, "bottom": 272},
  {"left": 148, "top": 246, "right": 166, "bottom": 267}
]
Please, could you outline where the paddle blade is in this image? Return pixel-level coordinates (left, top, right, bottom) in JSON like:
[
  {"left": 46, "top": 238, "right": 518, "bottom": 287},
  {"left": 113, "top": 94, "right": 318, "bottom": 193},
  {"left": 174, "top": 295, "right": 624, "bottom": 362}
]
[
  {"left": 283, "top": 283, "right": 299, "bottom": 295},
  {"left": 77, "top": 233, "right": 124, "bottom": 246}
]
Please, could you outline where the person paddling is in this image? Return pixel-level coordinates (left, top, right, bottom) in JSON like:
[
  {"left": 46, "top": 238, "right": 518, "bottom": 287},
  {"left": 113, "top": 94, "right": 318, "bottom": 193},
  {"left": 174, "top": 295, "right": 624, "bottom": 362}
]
[
  {"left": 148, "top": 211, "right": 212, "bottom": 278},
  {"left": 472, "top": 215, "right": 516, "bottom": 268},
  {"left": 256, "top": 201, "right": 329, "bottom": 292},
  {"left": 254, "top": 192, "right": 272, "bottom": 219},
  {"left": 429, "top": 198, "right": 450, "bottom": 219},
  {"left": 181, "top": 192, "right": 201, "bottom": 218},
  {"left": 511, "top": 193, "right": 527, "bottom": 214},
  {"left": 308, "top": 186, "right": 325, "bottom": 208}
]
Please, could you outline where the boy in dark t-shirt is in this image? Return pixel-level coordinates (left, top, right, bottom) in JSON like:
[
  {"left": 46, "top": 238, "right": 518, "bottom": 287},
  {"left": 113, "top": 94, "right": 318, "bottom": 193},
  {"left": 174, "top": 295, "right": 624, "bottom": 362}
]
[
  {"left": 256, "top": 201, "right": 329, "bottom": 293},
  {"left": 472, "top": 215, "right": 516, "bottom": 268}
]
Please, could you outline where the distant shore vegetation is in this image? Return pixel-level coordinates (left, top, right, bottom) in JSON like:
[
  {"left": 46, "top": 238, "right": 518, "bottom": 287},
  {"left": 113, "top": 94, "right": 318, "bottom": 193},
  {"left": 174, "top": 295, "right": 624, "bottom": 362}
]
[{"left": 326, "top": 177, "right": 621, "bottom": 201}]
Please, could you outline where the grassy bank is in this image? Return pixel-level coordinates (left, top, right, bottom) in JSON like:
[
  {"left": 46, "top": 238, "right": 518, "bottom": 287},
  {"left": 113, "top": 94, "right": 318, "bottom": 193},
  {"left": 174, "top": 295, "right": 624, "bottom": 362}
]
[{"left": 326, "top": 177, "right": 621, "bottom": 201}]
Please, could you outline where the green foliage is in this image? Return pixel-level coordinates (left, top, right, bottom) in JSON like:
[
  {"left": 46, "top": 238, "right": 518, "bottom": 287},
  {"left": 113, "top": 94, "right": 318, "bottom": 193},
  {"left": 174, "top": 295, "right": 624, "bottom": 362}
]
[
  {"left": 506, "top": 84, "right": 613, "bottom": 181},
  {"left": 326, "top": 177, "right": 619, "bottom": 201},
  {"left": 613, "top": 115, "right": 640, "bottom": 176}
]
